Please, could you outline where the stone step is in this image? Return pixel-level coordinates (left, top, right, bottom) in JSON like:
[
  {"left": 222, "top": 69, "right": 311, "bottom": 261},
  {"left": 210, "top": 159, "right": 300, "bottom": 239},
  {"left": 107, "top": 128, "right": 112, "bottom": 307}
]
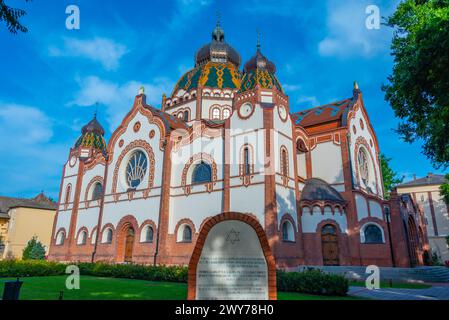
[{"left": 290, "top": 266, "right": 449, "bottom": 283}]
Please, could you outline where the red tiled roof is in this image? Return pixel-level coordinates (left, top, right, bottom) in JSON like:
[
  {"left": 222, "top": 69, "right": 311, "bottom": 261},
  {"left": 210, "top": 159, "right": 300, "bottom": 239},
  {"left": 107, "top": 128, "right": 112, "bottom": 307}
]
[{"left": 292, "top": 98, "right": 352, "bottom": 127}]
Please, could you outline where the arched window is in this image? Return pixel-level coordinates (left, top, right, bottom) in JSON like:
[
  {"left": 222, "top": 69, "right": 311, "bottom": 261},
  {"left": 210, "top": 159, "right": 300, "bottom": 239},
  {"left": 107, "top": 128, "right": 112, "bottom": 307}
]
[
  {"left": 77, "top": 230, "right": 87, "bottom": 245},
  {"left": 223, "top": 108, "right": 231, "bottom": 119},
  {"left": 182, "top": 225, "right": 192, "bottom": 242},
  {"left": 183, "top": 110, "right": 189, "bottom": 122},
  {"left": 281, "top": 148, "right": 288, "bottom": 176},
  {"left": 192, "top": 161, "right": 212, "bottom": 184},
  {"left": 64, "top": 184, "right": 71, "bottom": 204},
  {"left": 322, "top": 224, "right": 337, "bottom": 235},
  {"left": 102, "top": 228, "right": 113, "bottom": 244},
  {"left": 282, "top": 220, "right": 294, "bottom": 242},
  {"left": 243, "top": 147, "right": 251, "bottom": 175},
  {"left": 177, "top": 112, "right": 183, "bottom": 119},
  {"left": 141, "top": 225, "right": 154, "bottom": 243},
  {"left": 56, "top": 230, "right": 65, "bottom": 245},
  {"left": 126, "top": 150, "right": 148, "bottom": 188},
  {"left": 363, "top": 224, "right": 383, "bottom": 244},
  {"left": 297, "top": 139, "right": 307, "bottom": 153},
  {"left": 358, "top": 147, "right": 370, "bottom": 186},
  {"left": 91, "top": 182, "right": 103, "bottom": 201},
  {"left": 212, "top": 107, "right": 220, "bottom": 119},
  {"left": 91, "top": 229, "right": 97, "bottom": 244},
  {"left": 177, "top": 224, "right": 192, "bottom": 242}
]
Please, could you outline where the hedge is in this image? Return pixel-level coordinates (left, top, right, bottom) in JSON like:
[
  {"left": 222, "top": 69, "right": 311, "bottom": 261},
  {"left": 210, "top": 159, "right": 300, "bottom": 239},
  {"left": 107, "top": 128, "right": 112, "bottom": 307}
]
[
  {"left": 277, "top": 269, "right": 348, "bottom": 296},
  {"left": 0, "top": 260, "right": 187, "bottom": 283},
  {"left": 0, "top": 260, "right": 348, "bottom": 296}
]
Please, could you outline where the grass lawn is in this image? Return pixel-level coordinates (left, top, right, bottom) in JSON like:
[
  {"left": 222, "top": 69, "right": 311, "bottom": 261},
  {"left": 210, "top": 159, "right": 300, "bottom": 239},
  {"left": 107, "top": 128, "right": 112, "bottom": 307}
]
[
  {"left": 1, "top": 276, "right": 362, "bottom": 300},
  {"left": 349, "top": 280, "right": 431, "bottom": 289}
]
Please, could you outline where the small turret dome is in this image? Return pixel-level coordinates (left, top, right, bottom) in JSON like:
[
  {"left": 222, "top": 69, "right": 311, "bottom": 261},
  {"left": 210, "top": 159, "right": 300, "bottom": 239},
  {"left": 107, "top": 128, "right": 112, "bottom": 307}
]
[
  {"left": 74, "top": 114, "right": 106, "bottom": 151},
  {"left": 239, "top": 38, "right": 283, "bottom": 94}
]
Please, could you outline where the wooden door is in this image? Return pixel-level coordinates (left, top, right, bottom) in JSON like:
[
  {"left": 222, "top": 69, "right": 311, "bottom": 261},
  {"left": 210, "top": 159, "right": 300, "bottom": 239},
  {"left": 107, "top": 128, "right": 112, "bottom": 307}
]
[
  {"left": 321, "top": 224, "right": 339, "bottom": 266},
  {"left": 124, "top": 227, "right": 135, "bottom": 263}
]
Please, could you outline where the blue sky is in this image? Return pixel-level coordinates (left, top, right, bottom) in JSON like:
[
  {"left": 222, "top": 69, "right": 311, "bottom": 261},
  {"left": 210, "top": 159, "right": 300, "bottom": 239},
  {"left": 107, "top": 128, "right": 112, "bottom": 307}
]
[{"left": 0, "top": 0, "right": 446, "bottom": 199}]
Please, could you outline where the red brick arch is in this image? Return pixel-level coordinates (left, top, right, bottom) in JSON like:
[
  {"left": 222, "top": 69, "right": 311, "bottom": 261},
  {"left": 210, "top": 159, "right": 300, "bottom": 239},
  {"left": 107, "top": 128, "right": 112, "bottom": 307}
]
[{"left": 187, "top": 212, "right": 277, "bottom": 300}]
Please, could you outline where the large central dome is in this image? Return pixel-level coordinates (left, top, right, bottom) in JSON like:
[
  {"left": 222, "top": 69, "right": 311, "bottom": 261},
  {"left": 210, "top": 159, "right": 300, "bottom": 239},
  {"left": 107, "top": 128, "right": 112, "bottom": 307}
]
[
  {"left": 170, "top": 22, "right": 242, "bottom": 99},
  {"left": 194, "top": 21, "right": 241, "bottom": 68}
]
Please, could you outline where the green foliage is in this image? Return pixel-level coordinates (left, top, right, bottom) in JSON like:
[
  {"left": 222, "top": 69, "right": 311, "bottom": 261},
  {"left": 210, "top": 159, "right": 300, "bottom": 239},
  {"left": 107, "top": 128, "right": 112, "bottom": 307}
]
[
  {"left": 431, "top": 251, "right": 444, "bottom": 266},
  {"left": 1, "top": 261, "right": 349, "bottom": 296},
  {"left": 440, "top": 174, "right": 449, "bottom": 205},
  {"left": 383, "top": 0, "right": 449, "bottom": 169},
  {"left": 22, "top": 236, "right": 46, "bottom": 260},
  {"left": 276, "top": 269, "right": 348, "bottom": 296},
  {"left": 380, "top": 153, "right": 404, "bottom": 199},
  {"left": 0, "top": 260, "right": 188, "bottom": 283},
  {"left": 0, "top": 0, "right": 32, "bottom": 34},
  {"left": 0, "top": 260, "right": 67, "bottom": 277}
]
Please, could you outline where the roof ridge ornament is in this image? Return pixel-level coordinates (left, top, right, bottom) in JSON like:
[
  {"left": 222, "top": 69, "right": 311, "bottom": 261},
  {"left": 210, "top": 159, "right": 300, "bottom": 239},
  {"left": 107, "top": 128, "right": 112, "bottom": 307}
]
[{"left": 139, "top": 86, "right": 145, "bottom": 95}]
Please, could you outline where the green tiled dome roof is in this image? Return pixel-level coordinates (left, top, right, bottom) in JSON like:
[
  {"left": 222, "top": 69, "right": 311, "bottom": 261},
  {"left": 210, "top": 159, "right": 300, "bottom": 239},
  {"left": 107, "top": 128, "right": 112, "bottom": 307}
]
[
  {"left": 74, "top": 132, "right": 106, "bottom": 151},
  {"left": 170, "top": 61, "right": 242, "bottom": 98},
  {"left": 238, "top": 44, "right": 283, "bottom": 94},
  {"left": 239, "top": 69, "right": 283, "bottom": 93},
  {"left": 74, "top": 115, "right": 106, "bottom": 151}
]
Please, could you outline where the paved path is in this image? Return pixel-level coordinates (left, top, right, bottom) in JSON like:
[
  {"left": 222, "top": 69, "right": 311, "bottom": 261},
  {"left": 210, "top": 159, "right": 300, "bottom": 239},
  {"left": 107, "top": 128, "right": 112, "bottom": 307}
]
[{"left": 348, "top": 286, "right": 449, "bottom": 300}]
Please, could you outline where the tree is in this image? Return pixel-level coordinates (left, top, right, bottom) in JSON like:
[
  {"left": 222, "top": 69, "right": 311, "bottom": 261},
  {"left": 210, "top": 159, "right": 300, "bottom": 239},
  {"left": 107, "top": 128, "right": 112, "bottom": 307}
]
[
  {"left": 382, "top": 0, "right": 449, "bottom": 169},
  {"left": 440, "top": 174, "right": 449, "bottom": 205},
  {"left": 22, "top": 236, "right": 46, "bottom": 260},
  {"left": 0, "top": 0, "right": 31, "bottom": 34},
  {"left": 380, "top": 153, "right": 404, "bottom": 199}
]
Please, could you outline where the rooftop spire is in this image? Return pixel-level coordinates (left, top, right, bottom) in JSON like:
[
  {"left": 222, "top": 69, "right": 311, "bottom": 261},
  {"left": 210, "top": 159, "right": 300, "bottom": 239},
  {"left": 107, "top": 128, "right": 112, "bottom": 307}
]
[{"left": 256, "top": 29, "right": 261, "bottom": 52}]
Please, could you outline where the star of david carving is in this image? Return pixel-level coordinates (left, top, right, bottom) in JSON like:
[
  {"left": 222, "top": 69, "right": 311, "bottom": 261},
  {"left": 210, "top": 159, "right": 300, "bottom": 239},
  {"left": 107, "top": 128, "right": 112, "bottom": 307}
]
[{"left": 225, "top": 229, "right": 240, "bottom": 244}]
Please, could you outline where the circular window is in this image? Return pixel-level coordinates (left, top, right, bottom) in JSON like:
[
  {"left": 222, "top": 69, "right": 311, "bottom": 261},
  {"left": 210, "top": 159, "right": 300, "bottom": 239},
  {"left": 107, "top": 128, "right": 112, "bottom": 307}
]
[
  {"left": 359, "top": 119, "right": 365, "bottom": 130},
  {"left": 238, "top": 103, "right": 254, "bottom": 119},
  {"left": 358, "top": 148, "right": 370, "bottom": 186},
  {"left": 125, "top": 150, "right": 148, "bottom": 188}
]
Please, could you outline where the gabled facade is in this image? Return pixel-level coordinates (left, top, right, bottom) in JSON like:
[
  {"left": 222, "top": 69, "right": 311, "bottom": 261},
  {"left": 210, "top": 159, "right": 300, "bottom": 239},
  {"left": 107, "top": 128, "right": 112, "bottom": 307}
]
[{"left": 49, "top": 23, "right": 428, "bottom": 268}]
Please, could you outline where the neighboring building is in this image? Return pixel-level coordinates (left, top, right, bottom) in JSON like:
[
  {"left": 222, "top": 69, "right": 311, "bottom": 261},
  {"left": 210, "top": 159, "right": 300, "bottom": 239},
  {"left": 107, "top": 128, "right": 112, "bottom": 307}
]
[
  {"left": 0, "top": 193, "right": 57, "bottom": 259},
  {"left": 396, "top": 173, "right": 449, "bottom": 262},
  {"left": 49, "top": 23, "right": 428, "bottom": 268}
]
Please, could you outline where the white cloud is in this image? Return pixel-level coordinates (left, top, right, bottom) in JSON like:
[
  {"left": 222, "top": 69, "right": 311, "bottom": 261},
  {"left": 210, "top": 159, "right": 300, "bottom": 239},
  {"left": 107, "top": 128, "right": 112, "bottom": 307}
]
[
  {"left": 283, "top": 84, "right": 302, "bottom": 92},
  {"left": 297, "top": 96, "right": 320, "bottom": 108},
  {"left": 49, "top": 37, "right": 128, "bottom": 70},
  {"left": 71, "top": 76, "right": 174, "bottom": 131},
  {"left": 318, "top": 0, "right": 398, "bottom": 58},
  {"left": 0, "top": 104, "right": 53, "bottom": 148},
  {"left": 0, "top": 103, "right": 67, "bottom": 198}
]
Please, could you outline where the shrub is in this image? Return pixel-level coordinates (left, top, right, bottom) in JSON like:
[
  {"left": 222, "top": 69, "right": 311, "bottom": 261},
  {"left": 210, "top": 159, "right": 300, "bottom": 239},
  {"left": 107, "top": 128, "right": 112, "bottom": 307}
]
[
  {"left": 276, "top": 269, "right": 348, "bottom": 296},
  {"left": 0, "top": 260, "right": 188, "bottom": 283},
  {"left": 22, "top": 237, "right": 46, "bottom": 260}
]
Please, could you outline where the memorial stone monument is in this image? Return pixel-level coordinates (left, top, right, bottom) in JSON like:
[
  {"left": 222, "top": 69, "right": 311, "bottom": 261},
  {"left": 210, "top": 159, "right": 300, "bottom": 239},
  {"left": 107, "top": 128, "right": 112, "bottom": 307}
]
[{"left": 188, "top": 213, "right": 276, "bottom": 300}]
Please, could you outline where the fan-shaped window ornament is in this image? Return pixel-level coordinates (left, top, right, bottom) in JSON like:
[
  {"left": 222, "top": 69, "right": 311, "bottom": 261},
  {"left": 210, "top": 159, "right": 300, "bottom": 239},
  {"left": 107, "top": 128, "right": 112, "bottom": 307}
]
[
  {"left": 358, "top": 148, "right": 369, "bottom": 185},
  {"left": 192, "top": 161, "right": 212, "bottom": 184},
  {"left": 91, "top": 182, "right": 103, "bottom": 201},
  {"left": 126, "top": 150, "right": 148, "bottom": 188}
]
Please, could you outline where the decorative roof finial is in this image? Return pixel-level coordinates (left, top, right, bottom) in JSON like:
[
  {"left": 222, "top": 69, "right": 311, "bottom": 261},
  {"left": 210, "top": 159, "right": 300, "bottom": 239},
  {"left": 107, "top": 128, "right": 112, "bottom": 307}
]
[
  {"left": 256, "top": 29, "right": 261, "bottom": 52},
  {"left": 139, "top": 86, "right": 145, "bottom": 95},
  {"left": 354, "top": 81, "right": 359, "bottom": 90},
  {"left": 216, "top": 10, "right": 221, "bottom": 27},
  {"left": 94, "top": 102, "right": 99, "bottom": 119}
]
